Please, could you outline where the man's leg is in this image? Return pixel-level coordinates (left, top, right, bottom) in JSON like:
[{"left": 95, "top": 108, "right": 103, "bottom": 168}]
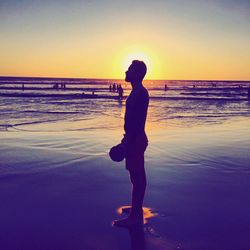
[
  {"left": 128, "top": 165, "right": 147, "bottom": 220},
  {"left": 113, "top": 139, "right": 148, "bottom": 227},
  {"left": 112, "top": 154, "right": 147, "bottom": 227}
]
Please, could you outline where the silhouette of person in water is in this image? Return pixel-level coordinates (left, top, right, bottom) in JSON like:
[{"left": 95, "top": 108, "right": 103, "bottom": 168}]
[
  {"left": 113, "top": 60, "right": 149, "bottom": 227},
  {"left": 113, "top": 83, "right": 116, "bottom": 92},
  {"left": 118, "top": 84, "right": 124, "bottom": 100}
]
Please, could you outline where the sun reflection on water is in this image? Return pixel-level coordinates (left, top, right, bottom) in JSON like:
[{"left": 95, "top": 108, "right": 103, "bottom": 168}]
[{"left": 117, "top": 205, "right": 158, "bottom": 224}]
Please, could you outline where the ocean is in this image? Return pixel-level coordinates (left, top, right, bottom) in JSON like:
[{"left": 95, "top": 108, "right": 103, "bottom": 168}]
[{"left": 0, "top": 76, "right": 250, "bottom": 131}]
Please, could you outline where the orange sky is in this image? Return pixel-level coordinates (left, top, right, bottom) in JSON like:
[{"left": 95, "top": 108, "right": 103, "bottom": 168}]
[{"left": 0, "top": 0, "right": 249, "bottom": 80}]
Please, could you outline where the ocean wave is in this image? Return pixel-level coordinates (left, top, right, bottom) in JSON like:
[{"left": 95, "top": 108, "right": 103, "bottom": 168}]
[
  {"left": 150, "top": 96, "right": 248, "bottom": 101},
  {"left": 0, "top": 92, "right": 119, "bottom": 99},
  {"left": 0, "top": 92, "right": 248, "bottom": 101},
  {"left": 22, "top": 110, "right": 85, "bottom": 115}
]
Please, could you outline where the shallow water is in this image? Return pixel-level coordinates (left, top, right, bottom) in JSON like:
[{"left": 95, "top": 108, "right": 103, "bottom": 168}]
[
  {"left": 1, "top": 116, "right": 250, "bottom": 249},
  {"left": 1, "top": 94, "right": 250, "bottom": 132}
]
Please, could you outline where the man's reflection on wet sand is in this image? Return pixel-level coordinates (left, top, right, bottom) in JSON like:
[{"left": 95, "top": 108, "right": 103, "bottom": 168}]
[{"left": 113, "top": 206, "right": 158, "bottom": 250}]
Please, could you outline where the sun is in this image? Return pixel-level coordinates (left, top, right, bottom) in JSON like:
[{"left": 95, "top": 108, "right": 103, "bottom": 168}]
[
  {"left": 111, "top": 45, "right": 162, "bottom": 79},
  {"left": 122, "top": 52, "right": 152, "bottom": 73}
]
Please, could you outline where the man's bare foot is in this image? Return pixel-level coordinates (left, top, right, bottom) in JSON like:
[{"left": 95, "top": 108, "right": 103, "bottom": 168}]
[
  {"left": 122, "top": 207, "right": 132, "bottom": 214},
  {"left": 112, "top": 216, "right": 143, "bottom": 227}
]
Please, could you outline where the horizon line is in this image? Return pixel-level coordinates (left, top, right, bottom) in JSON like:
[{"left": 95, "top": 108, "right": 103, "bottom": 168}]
[{"left": 0, "top": 75, "right": 249, "bottom": 82}]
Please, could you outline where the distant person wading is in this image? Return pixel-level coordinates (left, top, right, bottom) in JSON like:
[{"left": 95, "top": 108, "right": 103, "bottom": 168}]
[{"left": 112, "top": 60, "right": 149, "bottom": 227}]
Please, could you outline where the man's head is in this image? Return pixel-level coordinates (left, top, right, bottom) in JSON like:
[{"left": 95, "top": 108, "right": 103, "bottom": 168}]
[{"left": 125, "top": 60, "right": 147, "bottom": 84}]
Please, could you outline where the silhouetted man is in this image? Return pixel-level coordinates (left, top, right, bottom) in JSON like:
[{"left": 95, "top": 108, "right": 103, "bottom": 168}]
[{"left": 113, "top": 60, "right": 149, "bottom": 227}]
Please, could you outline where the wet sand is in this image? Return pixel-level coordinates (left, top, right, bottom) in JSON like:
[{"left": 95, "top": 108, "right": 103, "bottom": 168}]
[{"left": 0, "top": 117, "right": 250, "bottom": 250}]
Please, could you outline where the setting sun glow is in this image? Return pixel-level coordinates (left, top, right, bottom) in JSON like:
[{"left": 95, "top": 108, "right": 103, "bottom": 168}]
[
  {"left": 122, "top": 52, "right": 151, "bottom": 72},
  {"left": 112, "top": 45, "right": 163, "bottom": 80}
]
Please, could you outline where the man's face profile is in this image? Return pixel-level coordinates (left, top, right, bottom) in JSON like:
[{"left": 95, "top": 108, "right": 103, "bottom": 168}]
[{"left": 125, "top": 64, "right": 134, "bottom": 83}]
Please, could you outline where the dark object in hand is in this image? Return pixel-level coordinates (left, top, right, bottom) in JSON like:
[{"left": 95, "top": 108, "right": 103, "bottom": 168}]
[{"left": 109, "top": 144, "right": 125, "bottom": 162}]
